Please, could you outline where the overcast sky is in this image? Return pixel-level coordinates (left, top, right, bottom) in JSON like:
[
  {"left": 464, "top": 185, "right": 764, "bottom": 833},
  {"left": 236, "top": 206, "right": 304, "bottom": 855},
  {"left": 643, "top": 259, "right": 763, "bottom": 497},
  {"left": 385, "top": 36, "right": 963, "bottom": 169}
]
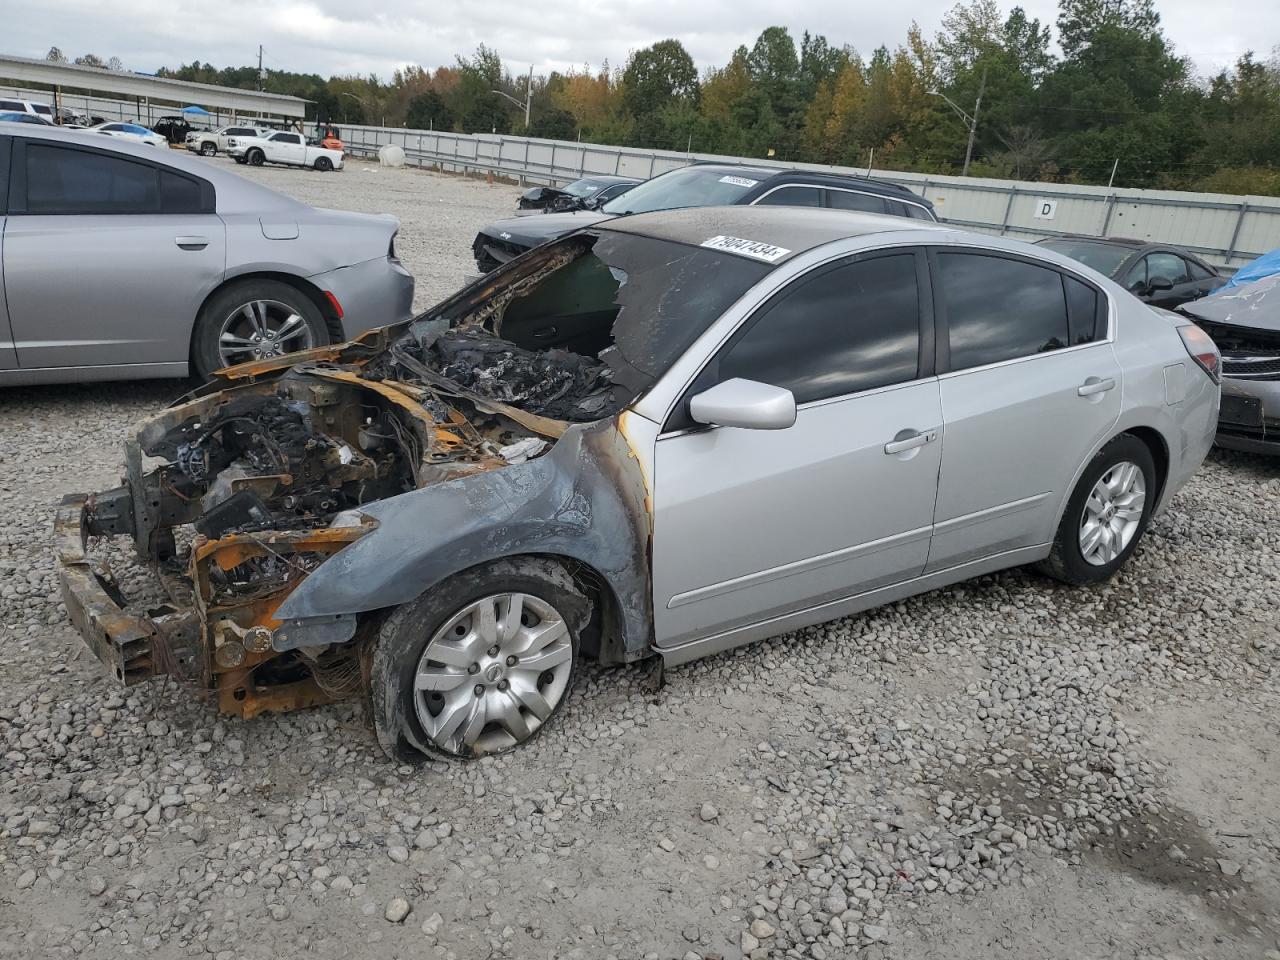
[{"left": 7, "top": 0, "right": 1276, "bottom": 84}]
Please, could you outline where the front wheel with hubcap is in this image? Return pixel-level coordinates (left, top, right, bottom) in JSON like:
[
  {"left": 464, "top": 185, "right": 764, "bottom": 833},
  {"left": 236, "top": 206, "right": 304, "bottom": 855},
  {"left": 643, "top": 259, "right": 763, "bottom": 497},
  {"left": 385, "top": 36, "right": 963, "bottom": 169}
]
[
  {"left": 200, "top": 142, "right": 216, "bottom": 156},
  {"left": 1038, "top": 434, "right": 1157, "bottom": 585},
  {"left": 191, "top": 279, "right": 329, "bottom": 379},
  {"left": 314, "top": 156, "right": 333, "bottom": 172},
  {"left": 371, "top": 558, "right": 589, "bottom": 762},
  {"left": 247, "top": 148, "right": 265, "bottom": 166}
]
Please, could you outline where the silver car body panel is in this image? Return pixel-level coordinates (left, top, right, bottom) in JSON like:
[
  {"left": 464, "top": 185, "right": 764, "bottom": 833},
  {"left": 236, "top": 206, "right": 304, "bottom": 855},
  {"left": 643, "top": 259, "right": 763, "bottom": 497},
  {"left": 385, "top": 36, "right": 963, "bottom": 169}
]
[{"left": 0, "top": 122, "right": 411, "bottom": 384}]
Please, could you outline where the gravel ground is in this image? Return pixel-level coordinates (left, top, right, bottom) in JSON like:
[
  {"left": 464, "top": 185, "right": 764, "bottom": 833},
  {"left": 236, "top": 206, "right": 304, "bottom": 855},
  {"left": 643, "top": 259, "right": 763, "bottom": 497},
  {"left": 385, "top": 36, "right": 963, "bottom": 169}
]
[{"left": 2, "top": 157, "right": 1280, "bottom": 960}]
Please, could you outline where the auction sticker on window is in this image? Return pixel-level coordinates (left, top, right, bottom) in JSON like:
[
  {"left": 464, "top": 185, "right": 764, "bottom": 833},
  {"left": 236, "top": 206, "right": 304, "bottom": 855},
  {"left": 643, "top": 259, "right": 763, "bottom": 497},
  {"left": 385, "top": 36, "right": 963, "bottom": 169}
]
[
  {"left": 700, "top": 235, "right": 792, "bottom": 262},
  {"left": 718, "top": 175, "right": 760, "bottom": 188}
]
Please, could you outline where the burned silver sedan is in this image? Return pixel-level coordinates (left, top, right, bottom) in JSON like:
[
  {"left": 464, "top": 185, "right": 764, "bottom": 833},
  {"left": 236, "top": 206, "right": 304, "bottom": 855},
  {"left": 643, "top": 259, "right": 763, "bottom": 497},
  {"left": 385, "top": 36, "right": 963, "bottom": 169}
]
[{"left": 59, "top": 206, "right": 1217, "bottom": 761}]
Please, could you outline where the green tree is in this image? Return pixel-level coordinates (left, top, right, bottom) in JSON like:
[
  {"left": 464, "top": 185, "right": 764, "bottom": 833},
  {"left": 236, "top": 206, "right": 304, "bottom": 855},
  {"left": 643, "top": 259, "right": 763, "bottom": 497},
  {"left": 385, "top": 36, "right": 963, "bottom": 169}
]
[
  {"left": 621, "top": 39, "right": 699, "bottom": 145},
  {"left": 452, "top": 45, "right": 510, "bottom": 134},
  {"left": 405, "top": 91, "right": 455, "bottom": 131}
]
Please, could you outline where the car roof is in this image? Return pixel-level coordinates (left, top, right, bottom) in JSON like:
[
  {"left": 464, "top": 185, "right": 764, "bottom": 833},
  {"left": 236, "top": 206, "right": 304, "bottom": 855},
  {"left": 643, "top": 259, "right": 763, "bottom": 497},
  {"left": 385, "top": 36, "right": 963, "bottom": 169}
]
[
  {"left": 596, "top": 205, "right": 950, "bottom": 263},
  {"left": 0, "top": 122, "right": 306, "bottom": 214},
  {"left": 1039, "top": 234, "right": 1209, "bottom": 262},
  {"left": 579, "top": 175, "right": 640, "bottom": 185}
]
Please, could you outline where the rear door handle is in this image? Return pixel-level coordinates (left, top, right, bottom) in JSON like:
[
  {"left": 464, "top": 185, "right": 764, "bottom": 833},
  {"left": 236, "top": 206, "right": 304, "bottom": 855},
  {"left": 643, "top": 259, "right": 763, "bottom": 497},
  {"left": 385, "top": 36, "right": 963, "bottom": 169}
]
[
  {"left": 884, "top": 429, "right": 938, "bottom": 455},
  {"left": 1077, "top": 377, "right": 1116, "bottom": 397},
  {"left": 175, "top": 236, "right": 209, "bottom": 250}
]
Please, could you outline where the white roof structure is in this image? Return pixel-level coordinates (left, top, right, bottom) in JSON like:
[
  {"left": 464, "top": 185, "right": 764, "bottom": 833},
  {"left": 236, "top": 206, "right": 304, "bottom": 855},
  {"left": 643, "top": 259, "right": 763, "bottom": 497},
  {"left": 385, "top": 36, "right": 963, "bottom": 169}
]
[{"left": 0, "top": 53, "right": 307, "bottom": 118}]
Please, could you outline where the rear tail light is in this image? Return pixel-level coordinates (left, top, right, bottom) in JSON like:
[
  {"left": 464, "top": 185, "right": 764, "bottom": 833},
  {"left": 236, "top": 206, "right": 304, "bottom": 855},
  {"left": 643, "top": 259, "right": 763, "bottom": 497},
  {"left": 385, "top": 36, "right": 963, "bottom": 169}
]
[
  {"left": 1178, "top": 324, "right": 1221, "bottom": 383},
  {"left": 323, "top": 290, "right": 344, "bottom": 320}
]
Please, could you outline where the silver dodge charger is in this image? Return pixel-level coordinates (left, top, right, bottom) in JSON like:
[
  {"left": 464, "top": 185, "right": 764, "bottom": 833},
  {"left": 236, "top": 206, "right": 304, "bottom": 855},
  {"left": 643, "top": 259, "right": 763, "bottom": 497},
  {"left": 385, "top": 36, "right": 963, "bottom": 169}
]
[
  {"left": 58, "top": 206, "right": 1219, "bottom": 762},
  {"left": 0, "top": 122, "right": 413, "bottom": 384}
]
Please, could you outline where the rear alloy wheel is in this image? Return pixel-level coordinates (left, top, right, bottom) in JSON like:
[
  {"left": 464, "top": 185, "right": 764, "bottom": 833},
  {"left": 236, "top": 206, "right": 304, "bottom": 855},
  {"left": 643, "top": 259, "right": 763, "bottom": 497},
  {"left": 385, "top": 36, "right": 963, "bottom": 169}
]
[
  {"left": 247, "top": 148, "right": 265, "bottom": 166},
  {"left": 372, "top": 559, "right": 588, "bottom": 761},
  {"left": 191, "top": 279, "right": 329, "bottom": 379},
  {"left": 200, "top": 141, "right": 216, "bottom": 156},
  {"left": 314, "top": 156, "right": 333, "bottom": 172},
  {"left": 1038, "top": 434, "right": 1157, "bottom": 585}
]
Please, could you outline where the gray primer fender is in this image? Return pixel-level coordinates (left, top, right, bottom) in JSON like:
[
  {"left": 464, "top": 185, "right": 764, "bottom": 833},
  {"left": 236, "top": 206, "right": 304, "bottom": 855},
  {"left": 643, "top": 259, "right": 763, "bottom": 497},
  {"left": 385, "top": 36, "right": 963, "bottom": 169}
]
[{"left": 272, "top": 419, "right": 653, "bottom": 662}]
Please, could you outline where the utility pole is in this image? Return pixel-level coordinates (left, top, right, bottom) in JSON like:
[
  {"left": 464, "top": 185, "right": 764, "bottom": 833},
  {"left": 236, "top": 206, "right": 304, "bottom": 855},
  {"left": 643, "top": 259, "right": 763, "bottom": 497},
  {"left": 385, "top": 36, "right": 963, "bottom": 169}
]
[
  {"left": 962, "top": 67, "right": 986, "bottom": 177},
  {"left": 930, "top": 65, "right": 987, "bottom": 177},
  {"left": 257, "top": 45, "right": 265, "bottom": 92},
  {"left": 493, "top": 63, "right": 534, "bottom": 131}
]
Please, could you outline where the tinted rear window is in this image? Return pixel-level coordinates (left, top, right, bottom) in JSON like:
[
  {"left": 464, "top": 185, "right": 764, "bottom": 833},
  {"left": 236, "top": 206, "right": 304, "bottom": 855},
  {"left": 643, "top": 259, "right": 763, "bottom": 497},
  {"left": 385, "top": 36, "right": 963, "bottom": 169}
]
[
  {"left": 939, "top": 253, "right": 1070, "bottom": 370},
  {"left": 26, "top": 144, "right": 158, "bottom": 213}
]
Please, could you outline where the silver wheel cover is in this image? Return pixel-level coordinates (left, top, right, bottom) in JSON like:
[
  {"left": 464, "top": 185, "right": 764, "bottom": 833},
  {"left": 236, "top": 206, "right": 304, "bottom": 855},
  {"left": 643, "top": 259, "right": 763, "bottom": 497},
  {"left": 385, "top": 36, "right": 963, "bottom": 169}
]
[
  {"left": 1078, "top": 460, "right": 1146, "bottom": 566},
  {"left": 413, "top": 593, "right": 574, "bottom": 756},
  {"left": 217, "top": 299, "right": 316, "bottom": 366}
]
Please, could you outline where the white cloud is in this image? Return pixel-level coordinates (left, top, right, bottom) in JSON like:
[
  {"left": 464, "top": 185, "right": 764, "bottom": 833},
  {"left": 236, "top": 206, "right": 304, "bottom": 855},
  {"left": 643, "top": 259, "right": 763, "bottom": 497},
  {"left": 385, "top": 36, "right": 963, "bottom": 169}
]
[{"left": 4, "top": 0, "right": 1275, "bottom": 85}]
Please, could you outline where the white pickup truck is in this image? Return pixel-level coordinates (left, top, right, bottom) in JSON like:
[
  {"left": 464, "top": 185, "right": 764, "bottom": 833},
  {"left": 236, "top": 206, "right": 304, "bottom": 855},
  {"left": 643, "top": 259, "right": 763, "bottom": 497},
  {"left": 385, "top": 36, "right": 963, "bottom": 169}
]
[
  {"left": 185, "top": 124, "right": 273, "bottom": 157},
  {"left": 226, "top": 131, "right": 344, "bottom": 172}
]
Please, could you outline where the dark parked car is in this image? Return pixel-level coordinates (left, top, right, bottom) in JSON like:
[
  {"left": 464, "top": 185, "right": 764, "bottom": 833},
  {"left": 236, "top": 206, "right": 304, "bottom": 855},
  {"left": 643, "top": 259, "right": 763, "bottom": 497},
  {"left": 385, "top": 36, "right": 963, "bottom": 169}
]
[
  {"left": 153, "top": 115, "right": 202, "bottom": 145},
  {"left": 1036, "top": 236, "right": 1224, "bottom": 309},
  {"left": 1179, "top": 275, "right": 1280, "bottom": 454},
  {"left": 473, "top": 163, "right": 937, "bottom": 271},
  {"left": 517, "top": 176, "right": 641, "bottom": 214}
]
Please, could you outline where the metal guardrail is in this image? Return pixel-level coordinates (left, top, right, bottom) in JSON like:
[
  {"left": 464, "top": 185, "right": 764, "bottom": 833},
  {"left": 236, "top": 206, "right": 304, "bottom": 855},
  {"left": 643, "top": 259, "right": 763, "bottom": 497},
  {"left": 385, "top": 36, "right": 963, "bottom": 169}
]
[{"left": 342, "top": 125, "right": 1280, "bottom": 268}]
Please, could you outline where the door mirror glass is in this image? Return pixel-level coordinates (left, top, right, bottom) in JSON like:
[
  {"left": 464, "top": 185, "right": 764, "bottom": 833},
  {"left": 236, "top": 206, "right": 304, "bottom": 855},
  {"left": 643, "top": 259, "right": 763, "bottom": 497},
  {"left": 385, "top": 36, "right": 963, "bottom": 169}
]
[
  {"left": 1148, "top": 276, "right": 1174, "bottom": 292},
  {"left": 688, "top": 378, "right": 796, "bottom": 430}
]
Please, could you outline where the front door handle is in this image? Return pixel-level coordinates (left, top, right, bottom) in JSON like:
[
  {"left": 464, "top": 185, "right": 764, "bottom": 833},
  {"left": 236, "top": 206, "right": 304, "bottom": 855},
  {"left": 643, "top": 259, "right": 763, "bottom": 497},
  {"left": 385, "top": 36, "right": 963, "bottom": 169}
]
[
  {"left": 884, "top": 429, "right": 938, "bottom": 455},
  {"left": 175, "top": 236, "right": 209, "bottom": 250},
  {"left": 1077, "top": 377, "right": 1116, "bottom": 397}
]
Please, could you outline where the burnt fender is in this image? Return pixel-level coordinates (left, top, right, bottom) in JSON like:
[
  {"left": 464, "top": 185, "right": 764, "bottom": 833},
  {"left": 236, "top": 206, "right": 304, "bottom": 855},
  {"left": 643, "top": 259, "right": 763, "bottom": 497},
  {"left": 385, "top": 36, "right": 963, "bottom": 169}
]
[{"left": 273, "top": 421, "right": 653, "bottom": 660}]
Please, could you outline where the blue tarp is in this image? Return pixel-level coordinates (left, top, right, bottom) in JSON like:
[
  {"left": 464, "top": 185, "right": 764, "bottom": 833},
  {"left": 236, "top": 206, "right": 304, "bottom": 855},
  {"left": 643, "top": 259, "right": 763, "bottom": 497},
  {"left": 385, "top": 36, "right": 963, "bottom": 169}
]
[
  {"left": 180, "top": 105, "right": 211, "bottom": 116},
  {"left": 1214, "top": 247, "right": 1280, "bottom": 294}
]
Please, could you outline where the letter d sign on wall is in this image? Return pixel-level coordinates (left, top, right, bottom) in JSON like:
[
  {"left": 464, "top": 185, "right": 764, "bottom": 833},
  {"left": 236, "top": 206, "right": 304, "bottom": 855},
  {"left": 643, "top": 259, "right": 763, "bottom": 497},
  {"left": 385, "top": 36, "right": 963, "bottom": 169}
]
[{"left": 1033, "top": 199, "right": 1058, "bottom": 220}]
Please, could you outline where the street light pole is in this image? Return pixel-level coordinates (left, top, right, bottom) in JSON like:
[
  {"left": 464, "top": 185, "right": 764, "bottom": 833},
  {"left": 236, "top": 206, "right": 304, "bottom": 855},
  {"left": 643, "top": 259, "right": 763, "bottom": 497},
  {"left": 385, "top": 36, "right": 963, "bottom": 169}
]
[
  {"left": 930, "top": 65, "right": 987, "bottom": 177},
  {"left": 492, "top": 63, "right": 534, "bottom": 130}
]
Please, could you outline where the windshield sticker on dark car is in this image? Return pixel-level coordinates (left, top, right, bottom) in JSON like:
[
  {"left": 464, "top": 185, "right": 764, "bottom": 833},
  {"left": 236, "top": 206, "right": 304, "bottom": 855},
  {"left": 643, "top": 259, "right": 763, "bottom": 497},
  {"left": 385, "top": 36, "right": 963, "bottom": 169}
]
[
  {"left": 718, "top": 175, "right": 760, "bottom": 188},
  {"left": 700, "top": 235, "right": 791, "bottom": 262}
]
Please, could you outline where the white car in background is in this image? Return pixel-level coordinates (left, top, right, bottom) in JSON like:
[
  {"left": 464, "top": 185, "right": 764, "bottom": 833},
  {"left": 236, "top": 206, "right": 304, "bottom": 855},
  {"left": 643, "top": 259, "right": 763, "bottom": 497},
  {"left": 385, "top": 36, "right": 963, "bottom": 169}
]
[
  {"left": 85, "top": 121, "right": 167, "bottom": 147},
  {"left": 0, "top": 97, "right": 55, "bottom": 121},
  {"left": 227, "top": 130, "right": 344, "bottom": 171},
  {"left": 185, "top": 124, "right": 274, "bottom": 157}
]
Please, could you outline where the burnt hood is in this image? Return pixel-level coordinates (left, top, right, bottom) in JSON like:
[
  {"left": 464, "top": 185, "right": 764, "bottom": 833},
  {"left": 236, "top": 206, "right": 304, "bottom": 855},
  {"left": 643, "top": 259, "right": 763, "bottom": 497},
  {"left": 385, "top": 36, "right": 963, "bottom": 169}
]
[
  {"left": 1180, "top": 275, "right": 1280, "bottom": 333},
  {"left": 478, "top": 209, "right": 616, "bottom": 248}
]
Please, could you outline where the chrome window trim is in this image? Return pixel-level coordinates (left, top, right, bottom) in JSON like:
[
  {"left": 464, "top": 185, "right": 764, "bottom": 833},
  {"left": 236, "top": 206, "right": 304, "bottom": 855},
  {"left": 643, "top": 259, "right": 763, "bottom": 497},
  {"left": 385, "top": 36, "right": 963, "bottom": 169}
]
[
  {"left": 750, "top": 184, "right": 823, "bottom": 206},
  {"left": 751, "top": 182, "right": 935, "bottom": 219}
]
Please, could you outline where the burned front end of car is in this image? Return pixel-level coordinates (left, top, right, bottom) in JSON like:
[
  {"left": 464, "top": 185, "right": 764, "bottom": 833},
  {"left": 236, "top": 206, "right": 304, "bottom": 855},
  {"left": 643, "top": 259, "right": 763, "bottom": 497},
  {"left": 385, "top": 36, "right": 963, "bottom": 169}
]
[
  {"left": 55, "top": 233, "right": 674, "bottom": 720},
  {"left": 57, "top": 360, "right": 564, "bottom": 717}
]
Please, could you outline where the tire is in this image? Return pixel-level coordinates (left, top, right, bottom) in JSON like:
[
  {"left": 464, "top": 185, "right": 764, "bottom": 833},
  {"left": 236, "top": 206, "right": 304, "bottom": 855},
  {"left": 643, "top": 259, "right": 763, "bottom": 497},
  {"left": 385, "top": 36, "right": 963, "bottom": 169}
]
[
  {"left": 1037, "top": 434, "right": 1157, "bottom": 586},
  {"left": 200, "top": 142, "right": 216, "bottom": 157},
  {"left": 191, "top": 278, "right": 329, "bottom": 380},
  {"left": 247, "top": 148, "right": 265, "bottom": 166},
  {"left": 234, "top": 156, "right": 247, "bottom": 164},
  {"left": 371, "top": 558, "right": 590, "bottom": 762},
  {"left": 314, "top": 156, "right": 333, "bottom": 172}
]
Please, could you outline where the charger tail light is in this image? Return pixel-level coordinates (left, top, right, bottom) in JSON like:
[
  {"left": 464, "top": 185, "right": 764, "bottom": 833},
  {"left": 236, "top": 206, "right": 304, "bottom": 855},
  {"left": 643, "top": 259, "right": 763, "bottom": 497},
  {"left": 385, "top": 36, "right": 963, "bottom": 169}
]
[
  {"left": 323, "top": 290, "right": 344, "bottom": 320},
  {"left": 1177, "top": 323, "right": 1221, "bottom": 384}
]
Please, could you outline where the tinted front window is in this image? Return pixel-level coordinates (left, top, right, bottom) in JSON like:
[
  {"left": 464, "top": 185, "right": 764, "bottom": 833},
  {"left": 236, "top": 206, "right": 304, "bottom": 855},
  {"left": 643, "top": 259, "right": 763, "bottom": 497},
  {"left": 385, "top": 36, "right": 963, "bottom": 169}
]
[
  {"left": 25, "top": 144, "right": 159, "bottom": 213},
  {"left": 827, "top": 189, "right": 889, "bottom": 214},
  {"left": 0, "top": 100, "right": 22, "bottom": 111},
  {"left": 1186, "top": 259, "right": 1215, "bottom": 281},
  {"left": 755, "top": 186, "right": 821, "bottom": 207},
  {"left": 939, "top": 253, "right": 1069, "bottom": 370},
  {"left": 1038, "top": 239, "right": 1133, "bottom": 277},
  {"left": 719, "top": 254, "right": 920, "bottom": 404},
  {"left": 160, "top": 170, "right": 203, "bottom": 213},
  {"left": 904, "top": 203, "right": 935, "bottom": 221},
  {"left": 600, "top": 167, "right": 765, "bottom": 215}
]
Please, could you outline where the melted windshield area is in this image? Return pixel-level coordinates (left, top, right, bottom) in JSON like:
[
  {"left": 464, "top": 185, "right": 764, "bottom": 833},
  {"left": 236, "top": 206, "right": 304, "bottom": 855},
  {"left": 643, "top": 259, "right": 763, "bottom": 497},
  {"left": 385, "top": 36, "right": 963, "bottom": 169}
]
[
  {"left": 1039, "top": 239, "right": 1132, "bottom": 277},
  {"left": 601, "top": 167, "right": 765, "bottom": 215},
  {"left": 378, "top": 234, "right": 772, "bottom": 422}
]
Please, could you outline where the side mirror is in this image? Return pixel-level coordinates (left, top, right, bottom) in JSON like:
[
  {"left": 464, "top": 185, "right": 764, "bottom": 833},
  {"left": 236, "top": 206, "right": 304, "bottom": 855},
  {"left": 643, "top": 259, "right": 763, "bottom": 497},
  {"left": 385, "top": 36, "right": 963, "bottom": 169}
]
[
  {"left": 688, "top": 378, "right": 797, "bottom": 431},
  {"left": 1148, "top": 276, "right": 1174, "bottom": 292}
]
